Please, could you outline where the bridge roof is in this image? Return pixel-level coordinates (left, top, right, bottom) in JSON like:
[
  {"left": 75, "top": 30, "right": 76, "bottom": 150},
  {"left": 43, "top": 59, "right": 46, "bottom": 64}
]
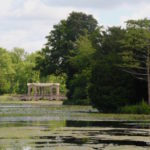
[{"left": 27, "top": 83, "right": 60, "bottom": 87}]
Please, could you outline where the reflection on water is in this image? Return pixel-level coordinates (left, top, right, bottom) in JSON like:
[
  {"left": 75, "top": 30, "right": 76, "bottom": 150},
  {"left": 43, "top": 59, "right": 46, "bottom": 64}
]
[
  {"left": 66, "top": 120, "right": 150, "bottom": 129},
  {"left": 0, "top": 104, "right": 150, "bottom": 150}
]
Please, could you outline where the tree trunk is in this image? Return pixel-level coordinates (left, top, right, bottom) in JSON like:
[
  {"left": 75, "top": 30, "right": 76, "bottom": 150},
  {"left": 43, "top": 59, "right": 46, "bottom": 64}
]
[
  {"left": 147, "top": 51, "right": 150, "bottom": 105},
  {"left": 147, "top": 69, "right": 150, "bottom": 105}
]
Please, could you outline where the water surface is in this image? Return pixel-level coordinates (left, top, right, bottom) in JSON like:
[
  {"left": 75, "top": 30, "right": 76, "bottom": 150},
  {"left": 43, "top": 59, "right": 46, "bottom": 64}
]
[{"left": 0, "top": 103, "right": 150, "bottom": 150}]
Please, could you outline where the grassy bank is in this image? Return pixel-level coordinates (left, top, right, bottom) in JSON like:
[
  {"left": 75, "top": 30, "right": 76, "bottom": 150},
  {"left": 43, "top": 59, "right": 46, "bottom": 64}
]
[
  {"left": 0, "top": 94, "right": 63, "bottom": 105},
  {"left": 0, "top": 95, "right": 150, "bottom": 121}
]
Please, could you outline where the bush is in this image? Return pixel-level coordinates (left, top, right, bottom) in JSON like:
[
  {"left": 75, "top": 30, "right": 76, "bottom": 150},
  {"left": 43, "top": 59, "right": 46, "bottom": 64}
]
[
  {"left": 63, "top": 99, "right": 91, "bottom": 105},
  {"left": 121, "top": 100, "right": 150, "bottom": 114},
  {"left": 88, "top": 57, "right": 136, "bottom": 113}
]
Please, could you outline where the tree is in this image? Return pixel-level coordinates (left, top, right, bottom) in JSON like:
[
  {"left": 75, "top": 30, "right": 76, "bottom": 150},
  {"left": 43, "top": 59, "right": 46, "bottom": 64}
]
[
  {"left": 36, "top": 11, "right": 99, "bottom": 99},
  {"left": 10, "top": 48, "right": 40, "bottom": 93},
  {"left": 0, "top": 48, "right": 15, "bottom": 94},
  {"left": 10, "top": 47, "right": 27, "bottom": 63},
  {"left": 40, "top": 74, "right": 67, "bottom": 94},
  {"left": 89, "top": 27, "right": 137, "bottom": 112},
  {"left": 121, "top": 19, "right": 150, "bottom": 105},
  {"left": 67, "top": 33, "right": 96, "bottom": 102},
  {"left": 39, "top": 12, "right": 98, "bottom": 74}
]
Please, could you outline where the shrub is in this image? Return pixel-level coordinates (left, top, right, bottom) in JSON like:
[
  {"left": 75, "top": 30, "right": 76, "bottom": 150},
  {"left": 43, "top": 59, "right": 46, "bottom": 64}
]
[
  {"left": 63, "top": 99, "right": 91, "bottom": 105},
  {"left": 121, "top": 100, "right": 150, "bottom": 114}
]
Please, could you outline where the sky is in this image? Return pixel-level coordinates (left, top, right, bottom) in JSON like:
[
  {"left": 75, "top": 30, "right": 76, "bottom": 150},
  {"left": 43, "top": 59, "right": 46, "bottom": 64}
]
[{"left": 0, "top": 0, "right": 150, "bottom": 52}]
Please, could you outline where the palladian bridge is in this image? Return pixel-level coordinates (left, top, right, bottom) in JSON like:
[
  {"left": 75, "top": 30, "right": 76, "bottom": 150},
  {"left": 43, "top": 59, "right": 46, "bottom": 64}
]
[{"left": 27, "top": 83, "right": 66, "bottom": 100}]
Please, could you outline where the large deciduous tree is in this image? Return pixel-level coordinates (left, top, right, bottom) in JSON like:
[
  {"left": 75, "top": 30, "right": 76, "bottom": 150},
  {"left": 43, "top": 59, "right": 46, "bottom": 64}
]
[
  {"left": 89, "top": 27, "right": 137, "bottom": 112},
  {"left": 67, "top": 33, "right": 96, "bottom": 102},
  {"left": 36, "top": 12, "right": 99, "bottom": 99},
  {"left": 121, "top": 19, "right": 150, "bottom": 105}
]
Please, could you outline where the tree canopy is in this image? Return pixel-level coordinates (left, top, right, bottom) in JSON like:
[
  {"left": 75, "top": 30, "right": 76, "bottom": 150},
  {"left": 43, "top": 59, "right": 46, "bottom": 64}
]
[
  {"left": 35, "top": 12, "right": 149, "bottom": 112},
  {"left": 36, "top": 12, "right": 99, "bottom": 100},
  {"left": 121, "top": 19, "right": 150, "bottom": 104}
]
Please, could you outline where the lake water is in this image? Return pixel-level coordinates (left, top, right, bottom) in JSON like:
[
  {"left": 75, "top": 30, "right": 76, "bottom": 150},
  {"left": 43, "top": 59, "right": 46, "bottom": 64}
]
[{"left": 0, "top": 103, "right": 150, "bottom": 150}]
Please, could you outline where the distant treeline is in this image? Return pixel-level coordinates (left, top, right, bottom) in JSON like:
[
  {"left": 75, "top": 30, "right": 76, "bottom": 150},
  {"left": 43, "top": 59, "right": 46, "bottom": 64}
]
[{"left": 0, "top": 48, "right": 66, "bottom": 94}]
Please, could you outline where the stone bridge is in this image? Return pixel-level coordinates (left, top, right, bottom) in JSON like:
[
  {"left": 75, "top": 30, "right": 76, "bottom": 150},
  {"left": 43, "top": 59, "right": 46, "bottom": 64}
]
[{"left": 25, "top": 83, "right": 67, "bottom": 101}]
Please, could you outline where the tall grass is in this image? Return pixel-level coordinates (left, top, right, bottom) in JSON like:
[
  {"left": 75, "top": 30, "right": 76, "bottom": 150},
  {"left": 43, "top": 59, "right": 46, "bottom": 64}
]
[{"left": 121, "top": 100, "right": 150, "bottom": 114}]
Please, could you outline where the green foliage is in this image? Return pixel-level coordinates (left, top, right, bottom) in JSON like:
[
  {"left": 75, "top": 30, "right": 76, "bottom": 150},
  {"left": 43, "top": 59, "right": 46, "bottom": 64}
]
[
  {"left": 36, "top": 12, "right": 98, "bottom": 75},
  {"left": 40, "top": 74, "right": 67, "bottom": 94},
  {"left": 0, "top": 48, "right": 15, "bottom": 94},
  {"left": 121, "top": 19, "right": 150, "bottom": 72},
  {"left": 121, "top": 100, "right": 150, "bottom": 114},
  {"left": 36, "top": 11, "right": 99, "bottom": 102},
  {"left": 67, "top": 34, "right": 96, "bottom": 101},
  {"left": 36, "top": 16, "right": 148, "bottom": 110},
  {"left": 89, "top": 27, "right": 137, "bottom": 113},
  {"left": 0, "top": 48, "right": 40, "bottom": 94},
  {"left": 69, "top": 33, "right": 96, "bottom": 70},
  {"left": 10, "top": 48, "right": 40, "bottom": 93},
  {"left": 0, "top": 47, "right": 67, "bottom": 95},
  {"left": 121, "top": 19, "right": 150, "bottom": 104},
  {"left": 89, "top": 54, "right": 136, "bottom": 113}
]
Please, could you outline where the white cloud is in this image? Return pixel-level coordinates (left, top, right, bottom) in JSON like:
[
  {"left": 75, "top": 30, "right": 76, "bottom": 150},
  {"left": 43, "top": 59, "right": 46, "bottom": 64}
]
[
  {"left": 120, "top": 2, "right": 150, "bottom": 26},
  {"left": 0, "top": 0, "right": 13, "bottom": 16},
  {"left": 42, "top": 0, "right": 150, "bottom": 10},
  {"left": 0, "top": 0, "right": 76, "bottom": 52},
  {"left": 1, "top": 0, "right": 150, "bottom": 52},
  {"left": 10, "top": 0, "right": 74, "bottom": 21}
]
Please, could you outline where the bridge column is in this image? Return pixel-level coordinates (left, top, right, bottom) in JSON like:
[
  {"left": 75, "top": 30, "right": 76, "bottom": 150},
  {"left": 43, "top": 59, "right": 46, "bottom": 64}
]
[
  {"left": 49, "top": 86, "right": 52, "bottom": 100},
  {"left": 34, "top": 86, "right": 38, "bottom": 100},
  {"left": 28, "top": 85, "right": 31, "bottom": 96},
  {"left": 56, "top": 85, "right": 60, "bottom": 100},
  {"left": 28, "top": 85, "right": 33, "bottom": 100}
]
